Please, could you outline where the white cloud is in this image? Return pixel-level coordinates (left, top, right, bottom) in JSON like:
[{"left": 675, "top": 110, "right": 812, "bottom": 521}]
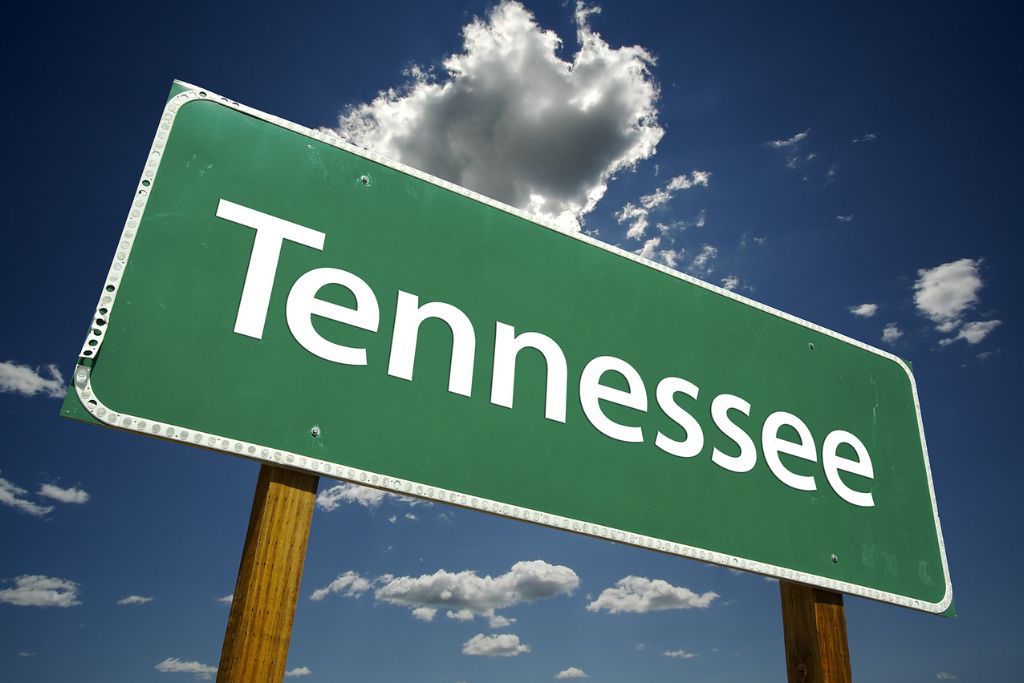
[
  {"left": 0, "top": 361, "right": 66, "bottom": 398},
  {"left": 721, "top": 275, "right": 739, "bottom": 291},
  {"left": 556, "top": 666, "right": 589, "bottom": 678},
  {"left": 155, "top": 658, "right": 217, "bottom": 680},
  {"left": 0, "top": 475, "right": 53, "bottom": 517},
  {"left": 462, "top": 633, "right": 529, "bottom": 657},
  {"left": 117, "top": 595, "right": 153, "bottom": 605},
  {"left": 849, "top": 303, "right": 878, "bottom": 318},
  {"left": 38, "top": 483, "right": 89, "bottom": 505},
  {"left": 216, "top": 594, "right": 233, "bottom": 605},
  {"left": 309, "top": 570, "right": 373, "bottom": 601},
  {"left": 663, "top": 649, "right": 697, "bottom": 659},
  {"left": 488, "top": 613, "right": 516, "bottom": 628},
  {"left": 0, "top": 575, "right": 80, "bottom": 608},
  {"left": 316, "top": 483, "right": 423, "bottom": 511},
  {"left": 285, "top": 666, "right": 312, "bottom": 677},
  {"left": 447, "top": 608, "right": 476, "bottom": 621},
  {"left": 336, "top": 0, "right": 663, "bottom": 230},
  {"left": 913, "top": 258, "right": 983, "bottom": 331},
  {"left": 939, "top": 320, "right": 1001, "bottom": 346},
  {"left": 935, "top": 673, "right": 957, "bottom": 680},
  {"left": 881, "top": 323, "right": 903, "bottom": 344},
  {"left": 618, "top": 171, "right": 710, "bottom": 240},
  {"left": 836, "top": 214, "right": 854, "bottom": 222},
  {"left": 690, "top": 244, "right": 718, "bottom": 273},
  {"left": 586, "top": 576, "right": 718, "bottom": 613},
  {"left": 765, "top": 129, "right": 809, "bottom": 149},
  {"left": 412, "top": 606, "right": 437, "bottom": 622},
  {"left": 852, "top": 133, "right": 877, "bottom": 143}
]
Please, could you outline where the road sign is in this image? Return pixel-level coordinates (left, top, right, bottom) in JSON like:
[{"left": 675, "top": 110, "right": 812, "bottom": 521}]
[{"left": 62, "top": 81, "right": 951, "bottom": 613}]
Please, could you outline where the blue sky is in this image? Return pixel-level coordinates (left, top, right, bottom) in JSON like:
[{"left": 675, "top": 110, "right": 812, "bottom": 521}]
[{"left": 1, "top": 1, "right": 1021, "bottom": 681}]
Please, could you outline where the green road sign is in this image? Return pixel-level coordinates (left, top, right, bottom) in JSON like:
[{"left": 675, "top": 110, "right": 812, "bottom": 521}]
[{"left": 63, "top": 81, "right": 951, "bottom": 613}]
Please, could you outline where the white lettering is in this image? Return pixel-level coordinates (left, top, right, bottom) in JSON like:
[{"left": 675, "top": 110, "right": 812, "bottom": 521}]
[
  {"left": 710, "top": 394, "right": 757, "bottom": 473},
  {"left": 579, "top": 356, "right": 647, "bottom": 443},
  {"left": 823, "top": 430, "right": 875, "bottom": 507},
  {"left": 217, "top": 199, "right": 326, "bottom": 339},
  {"left": 655, "top": 377, "right": 704, "bottom": 458},
  {"left": 388, "top": 291, "right": 476, "bottom": 397},
  {"left": 491, "top": 322, "right": 568, "bottom": 423},
  {"left": 286, "top": 268, "right": 380, "bottom": 365},
  {"left": 763, "top": 411, "right": 817, "bottom": 491}
]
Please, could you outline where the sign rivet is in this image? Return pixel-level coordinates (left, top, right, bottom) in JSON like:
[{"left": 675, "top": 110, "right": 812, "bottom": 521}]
[
  {"left": 808, "top": 342, "right": 815, "bottom": 350},
  {"left": 310, "top": 425, "right": 321, "bottom": 437},
  {"left": 359, "top": 175, "right": 370, "bottom": 185},
  {"left": 831, "top": 553, "right": 839, "bottom": 563}
]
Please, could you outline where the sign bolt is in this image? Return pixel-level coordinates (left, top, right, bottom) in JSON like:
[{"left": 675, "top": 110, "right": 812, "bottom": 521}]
[
  {"left": 310, "top": 425, "right": 321, "bottom": 437},
  {"left": 831, "top": 553, "right": 839, "bottom": 563}
]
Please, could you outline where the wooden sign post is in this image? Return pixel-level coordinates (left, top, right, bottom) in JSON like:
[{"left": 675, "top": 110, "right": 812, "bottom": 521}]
[
  {"left": 217, "top": 465, "right": 319, "bottom": 682},
  {"left": 780, "top": 581, "right": 853, "bottom": 682}
]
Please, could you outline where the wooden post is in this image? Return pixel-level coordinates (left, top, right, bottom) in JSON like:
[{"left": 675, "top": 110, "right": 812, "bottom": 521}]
[
  {"left": 779, "top": 580, "right": 853, "bottom": 683},
  {"left": 217, "top": 464, "right": 319, "bottom": 682}
]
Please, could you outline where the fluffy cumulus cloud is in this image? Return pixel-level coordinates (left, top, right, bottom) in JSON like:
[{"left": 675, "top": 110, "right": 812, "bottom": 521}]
[
  {"left": 849, "top": 303, "right": 878, "bottom": 318},
  {"left": 663, "top": 649, "right": 697, "bottom": 659},
  {"left": 117, "top": 594, "right": 153, "bottom": 605},
  {"left": 0, "top": 575, "right": 80, "bottom": 608},
  {"left": 586, "top": 576, "right": 718, "bottom": 613},
  {"left": 38, "top": 483, "right": 89, "bottom": 504},
  {"left": 0, "top": 361, "right": 66, "bottom": 398},
  {"left": 881, "top": 323, "right": 903, "bottom": 344},
  {"left": 556, "top": 666, "right": 589, "bottom": 678},
  {"left": 634, "top": 235, "right": 681, "bottom": 269},
  {"left": 155, "top": 658, "right": 217, "bottom": 680},
  {"left": 315, "top": 483, "right": 424, "bottom": 511},
  {"left": 309, "top": 570, "right": 373, "bottom": 601},
  {"left": 462, "top": 633, "right": 530, "bottom": 657},
  {"left": 720, "top": 275, "right": 739, "bottom": 291},
  {"left": 285, "top": 666, "right": 312, "bottom": 677},
  {"left": 913, "top": 258, "right": 982, "bottom": 331},
  {"left": 310, "top": 560, "right": 578, "bottom": 626},
  {"left": 0, "top": 475, "right": 54, "bottom": 517},
  {"left": 335, "top": 1, "right": 663, "bottom": 230}
]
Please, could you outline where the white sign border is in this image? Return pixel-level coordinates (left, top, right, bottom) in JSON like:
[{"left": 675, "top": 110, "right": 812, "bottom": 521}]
[{"left": 73, "top": 81, "right": 952, "bottom": 614}]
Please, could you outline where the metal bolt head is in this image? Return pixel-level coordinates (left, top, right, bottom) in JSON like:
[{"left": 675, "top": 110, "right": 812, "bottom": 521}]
[
  {"left": 831, "top": 553, "right": 838, "bottom": 563},
  {"left": 310, "top": 425, "right": 321, "bottom": 437}
]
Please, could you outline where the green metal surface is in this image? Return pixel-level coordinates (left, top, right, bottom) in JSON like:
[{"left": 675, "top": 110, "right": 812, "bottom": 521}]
[{"left": 63, "top": 85, "right": 949, "bottom": 612}]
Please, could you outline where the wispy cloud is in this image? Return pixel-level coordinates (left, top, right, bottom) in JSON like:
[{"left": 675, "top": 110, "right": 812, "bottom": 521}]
[
  {"left": 117, "top": 595, "right": 153, "bottom": 606},
  {"left": 849, "top": 303, "right": 878, "bottom": 318},
  {"left": 38, "top": 484, "right": 89, "bottom": 505},
  {"left": 836, "top": 214, "right": 854, "bottom": 222},
  {"left": 721, "top": 275, "right": 740, "bottom": 291},
  {"left": 335, "top": 0, "right": 663, "bottom": 230},
  {"left": 0, "top": 475, "right": 54, "bottom": 517},
  {"left": 0, "top": 575, "right": 80, "bottom": 608},
  {"left": 555, "top": 666, "right": 589, "bottom": 678},
  {"left": 216, "top": 594, "right": 233, "bottom": 605},
  {"left": 309, "top": 571, "right": 373, "bottom": 602},
  {"left": 935, "top": 673, "right": 957, "bottom": 680},
  {"left": 462, "top": 633, "right": 530, "bottom": 657},
  {"left": 586, "top": 576, "right": 718, "bottom": 613},
  {"left": 155, "top": 658, "right": 217, "bottom": 680},
  {"left": 939, "top": 320, "right": 1001, "bottom": 346},
  {"left": 765, "top": 129, "right": 809, "bottom": 149},
  {"left": 690, "top": 244, "right": 718, "bottom": 274},
  {"left": 663, "top": 649, "right": 697, "bottom": 659},
  {"left": 618, "top": 171, "right": 710, "bottom": 240},
  {"left": 0, "top": 361, "right": 66, "bottom": 398},
  {"left": 315, "top": 483, "right": 425, "bottom": 512},
  {"left": 852, "top": 132, "right": 877, "bottom": 143},
  {"left": 285, "top": 666, "right": 312, "bottom": 677}
]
